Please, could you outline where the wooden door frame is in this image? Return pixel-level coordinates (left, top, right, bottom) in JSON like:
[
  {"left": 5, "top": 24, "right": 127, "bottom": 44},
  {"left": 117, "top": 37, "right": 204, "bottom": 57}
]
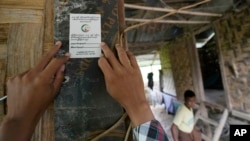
[
  {"left": 188, "top": 32, "right": 205, "bottom": 103},
  {"left": 213, "top": 23, "right": 232, "bottom": 111}
]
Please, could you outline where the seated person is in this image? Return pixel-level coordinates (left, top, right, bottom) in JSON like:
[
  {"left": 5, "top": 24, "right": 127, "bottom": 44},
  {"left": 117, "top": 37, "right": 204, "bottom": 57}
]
[{"left": 171, "top": 90, "right": 201, "bottom": 141}]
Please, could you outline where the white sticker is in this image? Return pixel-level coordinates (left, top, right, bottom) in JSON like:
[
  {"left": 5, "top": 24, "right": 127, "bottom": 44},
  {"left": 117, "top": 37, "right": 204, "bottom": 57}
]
[{"left": 69, "top": 14, "right": 101, "bottom": 58}]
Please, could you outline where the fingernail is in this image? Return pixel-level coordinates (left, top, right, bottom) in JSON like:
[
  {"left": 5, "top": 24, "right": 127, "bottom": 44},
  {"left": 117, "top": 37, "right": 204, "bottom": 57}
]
[
  {"left": 115, "top": 44, "right": 120, "bottom": 48},
  {"left": 60, "top": 64, "right": 65, "bottom": 72},
  {"left": 55, "top": 41, "right": 61, "bottom": 46},
  {"left": 101, "top": 42, "right": 106, "bottom": 46},
  {"left": 65, "top": 53, "right": 71, "bottom": 57}
]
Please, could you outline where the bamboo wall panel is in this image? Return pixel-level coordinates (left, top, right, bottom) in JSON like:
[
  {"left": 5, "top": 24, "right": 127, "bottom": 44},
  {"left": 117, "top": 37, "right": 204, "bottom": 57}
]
[
  {"left": 0, "top": 8, "right": 44, "bottom": 24},
  {"left": 0, "top": 0, "right": 53, "bottom": 140},
  {"left": 162, "top": 69, "right": 176, "bottom": 95},
  {"left": 215, "top": 7, "right": 250, "bottom": 113},
  {"left": 7, "top": 24, "right": 43, "bottom": 77},
  {"left": 0, "top": 0, "right": 45, "bottom": 10},
  {"left": 159, "top": 45, "right": 176, "bottom": 95},
  {"left": 169, "top": 37, "right": 195, "bottom": 100},
  {"left": 0, "top": 24, "right": 9, "bottom": 42}
]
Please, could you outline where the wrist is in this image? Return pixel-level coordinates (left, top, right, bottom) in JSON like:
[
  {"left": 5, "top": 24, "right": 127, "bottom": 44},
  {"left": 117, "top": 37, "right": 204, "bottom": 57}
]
[
  {"left": 124, "top": 101, "right": 154, "bottom": 127},
  {"left": 0, "top": 114, "right": 39, "bottom": 141}
]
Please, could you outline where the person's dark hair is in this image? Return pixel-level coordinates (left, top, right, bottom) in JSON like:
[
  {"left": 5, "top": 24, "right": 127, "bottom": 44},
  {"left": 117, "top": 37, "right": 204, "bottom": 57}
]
[{"left": 184, "top": 90, "right": 195, "bottom": 100}]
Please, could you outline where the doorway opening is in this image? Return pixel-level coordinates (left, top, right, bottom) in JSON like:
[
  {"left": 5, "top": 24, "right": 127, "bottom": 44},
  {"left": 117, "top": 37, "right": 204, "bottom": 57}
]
[{"left": 195, "top": 28, "right": 226, "bottom": 107}]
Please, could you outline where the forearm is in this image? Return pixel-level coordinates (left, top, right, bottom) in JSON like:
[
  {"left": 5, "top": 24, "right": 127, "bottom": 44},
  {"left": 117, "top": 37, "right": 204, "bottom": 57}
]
[
  {"left": 124, "top": 101, "right": 154, "bottom": 127},
  {"left": 0, "top": 116, "right": 39, "bottom": 141},
  {"left": 171, "top": 124, "right": 179, "bottom": 141}
]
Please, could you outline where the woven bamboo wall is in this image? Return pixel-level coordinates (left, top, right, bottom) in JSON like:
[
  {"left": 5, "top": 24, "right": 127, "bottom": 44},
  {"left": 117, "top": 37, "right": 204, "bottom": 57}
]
[
  {"left": 168, "top": 35, "right": 204, "bottom": 101},
  {"left": 168, "top": 37, "right": 195, "bottom": 100},
  {"left": 0, "top": 0, "right": 54, "bottom": 140},
  {"left": 159, "top": 45, "right": 176, "bottom": 95},
  {"left": 215, "top": 7, "right": 250, "bottom": 113}
]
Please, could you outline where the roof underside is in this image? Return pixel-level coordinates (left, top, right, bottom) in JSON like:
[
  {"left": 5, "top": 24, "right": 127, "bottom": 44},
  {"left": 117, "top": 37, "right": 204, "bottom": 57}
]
[{"left": 124, "top": 0, "right": 249, "bottom": 66}]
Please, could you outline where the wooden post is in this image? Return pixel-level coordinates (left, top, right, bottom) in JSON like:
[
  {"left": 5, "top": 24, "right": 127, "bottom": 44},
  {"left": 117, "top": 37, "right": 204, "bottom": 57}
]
[
  {"left": 212, "top": 109, "right": 228, "bottom": 141},
  {"left": 117, "top": 0, "right": 127, "bottom": 50},
  {"left": 32, "top": 0, "right": 55, "bottom": 140},
  {"left": 213, "top": 22, "right": 232, "bottom": 111},
  {"left": 117, "top": 1, "right": 133, "bottom": 140},
  {"left": 231, "top": 110, "right": 250, "bottom": 122},
  {"left": 187, "top": 33, "right": 212, "bottom": 139},
  {"left": 188, "top": 33, "right": 205, "bottom": 102}
]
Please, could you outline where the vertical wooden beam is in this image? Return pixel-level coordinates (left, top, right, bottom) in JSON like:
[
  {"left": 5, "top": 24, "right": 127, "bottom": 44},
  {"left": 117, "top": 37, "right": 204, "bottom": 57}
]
[
  {"left": 187, "top": 33, "right": 212, "bottom": 138},
  {"left": 0, "top": 44, "right": 7, "bottom": 121},
  {"left": 187, "top": 33, "right": 205, "bottom": 102},
  {"left": 159, "top": 70, "right": 163, "bottom": 92},
  {"left": 0, "top": 24, "right": 9, "bottom": 121},
  {"left": 32, "top": 0, "right": 54, "bottom": 140},
  {"left": 200, "top": 103, "right": 212, "bottom": 139},
  {"left": 117, "top": 0, "right": 132, "bottom": 140},
  {"left": 117, "top": 0, "right": 127, "bottom": 50},
  {"left": 43, "top": 0, "right": 54, "bottom": 53},
  {"left": 213, "top": 22, "right": 232, "bottom": 111},
  {"left": 212, "top": 109, "right": 228, "bottom": 141}
]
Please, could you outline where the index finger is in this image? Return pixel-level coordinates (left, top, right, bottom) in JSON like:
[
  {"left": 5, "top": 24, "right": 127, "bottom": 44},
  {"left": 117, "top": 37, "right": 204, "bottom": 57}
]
[
  {"left": 35, "top": 41, "right": 62, "bottom": 71},
  {"left": 41, "top": 54, "right": 70, "bottom": 80},
  {"left": 101, "top": 42, "right": 122, "bottom": 70}
]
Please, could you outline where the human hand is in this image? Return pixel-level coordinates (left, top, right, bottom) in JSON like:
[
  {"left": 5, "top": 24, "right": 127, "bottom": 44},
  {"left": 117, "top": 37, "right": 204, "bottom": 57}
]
[
  {"left": 0, "top": 41, "right": 70, "bottom": 141},
  {"left": 98, "top": 43, "right": 154, "bottom": 126}
]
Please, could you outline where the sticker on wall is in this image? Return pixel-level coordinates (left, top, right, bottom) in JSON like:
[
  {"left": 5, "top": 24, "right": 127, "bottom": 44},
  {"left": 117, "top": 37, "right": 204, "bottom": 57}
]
[{"left": 69, "top": 14, "right": 101, "bottom": 58}]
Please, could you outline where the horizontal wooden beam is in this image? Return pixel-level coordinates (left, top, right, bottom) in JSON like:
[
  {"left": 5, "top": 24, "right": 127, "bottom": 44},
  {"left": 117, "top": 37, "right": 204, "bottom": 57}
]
[
  {"left": 231, "top": 110, "right": 250, "bottom": 122},
  {"left": 125, "top": 18, "right": 210, "bottom": 24},
  {"left": 125, "top": 3, "right": 222, "bottom": 17},
  {"left": 132, "top": 50, "right": 157, "bottom": 56},
  {"left": 129, "top": 46, "right": 162, "bottom": 56},
  {"left": 197, "top": 115, "right": 218, "bottom": 126},
  {"left": 203, "top": 101, "right": 224, "bottom": 111},
  {"left": 163, "top": 0, "right": 197, "bottom": 3},
  {"left": 124, "top": 0, "right": 210, "bottom": 32},
  {"left": 194, "top": 25, "right": 212, "bottom": 35}
]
